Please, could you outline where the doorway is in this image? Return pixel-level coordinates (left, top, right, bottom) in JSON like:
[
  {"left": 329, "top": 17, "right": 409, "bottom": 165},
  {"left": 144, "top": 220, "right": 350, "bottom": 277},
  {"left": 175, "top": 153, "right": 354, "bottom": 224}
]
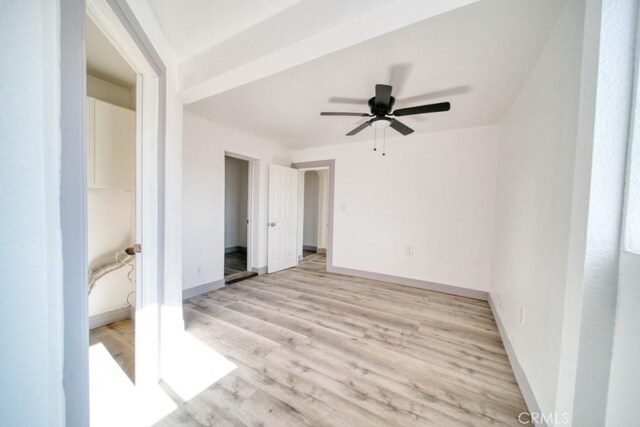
[
  {"left": 62, "top": 0, "right": 167, "bottom": 423},
  {"left": 86, "top": 13, "right": 138, "bottom": 383},
  {"left": 224, "top": 155, "right": 256, "bottom": 284},
  {"left": 297, "top": 168, "right": 330, "bottom": 265},
  {"left": 302, "top": 170, "right": 324, "bottom": 258},
  {"left": 292, "top": 160, "right": 336, "bottom": 272}
]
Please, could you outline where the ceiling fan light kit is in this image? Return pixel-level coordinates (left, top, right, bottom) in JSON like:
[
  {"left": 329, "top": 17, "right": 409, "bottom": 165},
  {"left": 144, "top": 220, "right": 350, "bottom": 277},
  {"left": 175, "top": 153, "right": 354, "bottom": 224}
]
[
  {"left": 320, "top": 84, "right": 451, "bottom": 156},
  {"left": 371, "top": 118, "right": 391, "bottom": 129}
]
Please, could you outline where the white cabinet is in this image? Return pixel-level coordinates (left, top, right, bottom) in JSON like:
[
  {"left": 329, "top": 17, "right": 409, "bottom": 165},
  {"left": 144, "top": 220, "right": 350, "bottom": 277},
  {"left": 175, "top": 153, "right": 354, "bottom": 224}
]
[{"left": 87, "top": 97, "right": 136, "bottom": 191}]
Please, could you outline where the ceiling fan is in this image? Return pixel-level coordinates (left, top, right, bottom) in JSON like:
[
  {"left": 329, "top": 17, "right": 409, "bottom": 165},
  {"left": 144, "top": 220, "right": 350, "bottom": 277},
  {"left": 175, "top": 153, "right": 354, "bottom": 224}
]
[{"left": 320, "top": 84, "right": 450, "bottom": 136}]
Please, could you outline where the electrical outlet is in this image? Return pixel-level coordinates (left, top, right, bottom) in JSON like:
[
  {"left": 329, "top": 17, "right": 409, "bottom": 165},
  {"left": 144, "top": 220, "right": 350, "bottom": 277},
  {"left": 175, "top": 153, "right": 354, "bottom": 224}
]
[
  {"left": 407, "top": 246, "right": 414, "bottom": 255},
  {"left": 197, "top": 266, "right": 201, "bottom": 275},
  {"left": 520, "top": 308, "right": 525, "bottom": 326},
  {"left": 341, "top": 203, "right": 346, "bottom": 212}
]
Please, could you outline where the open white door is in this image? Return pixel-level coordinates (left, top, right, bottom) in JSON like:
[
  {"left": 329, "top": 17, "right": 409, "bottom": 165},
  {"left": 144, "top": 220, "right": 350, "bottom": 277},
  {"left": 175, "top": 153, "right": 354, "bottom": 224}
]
[{"left": 268, "top": 164, "right": 299, "bottom": 273}]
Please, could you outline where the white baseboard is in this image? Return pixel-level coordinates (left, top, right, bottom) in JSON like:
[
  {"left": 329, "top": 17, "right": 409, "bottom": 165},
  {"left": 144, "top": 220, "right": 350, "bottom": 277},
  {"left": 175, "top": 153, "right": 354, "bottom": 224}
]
[
  {"left": 89, "top": 306, "right": 132, "bottom": 330},
  {"left": 488, "top": 294, "right": 544, "bottom": 426},
  {"left": 252, "top": 266, "right": 267, "bottom": 275},
  {"left": 328, "top": 265, "right": 488, "bottom": 301},
  {"left": 183, "top": 279, "right": 225, "bottom": 300}
]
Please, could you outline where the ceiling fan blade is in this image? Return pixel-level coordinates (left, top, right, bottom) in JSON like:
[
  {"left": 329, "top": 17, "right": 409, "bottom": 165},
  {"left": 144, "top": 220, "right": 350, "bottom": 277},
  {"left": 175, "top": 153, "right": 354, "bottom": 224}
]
[
  {"left": 375, "top": 84, "right": 393, "bottom": 106},
  {"left": 346, "top": 120, "right": 372, "bottom": 136},
  {"left": 329, "top": 97, "right": 369, "bottom": 105},
  {"left": 390, "top": 119, "right": 414, "bottom": 136},
  {"left": 393, "top": 102, "right": 450, "bottom": 117},
  {"left": 321, "top": 112, "right": 370, "bottom": 117}
]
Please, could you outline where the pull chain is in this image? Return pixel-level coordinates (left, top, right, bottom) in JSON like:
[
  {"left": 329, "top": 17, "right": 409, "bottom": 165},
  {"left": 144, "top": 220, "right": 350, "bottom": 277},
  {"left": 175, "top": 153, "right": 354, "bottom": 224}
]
[
  {"left": 373, "top": 125, "right": 377, "bottom": 151},
  {"left": 382, "top": 127, "right": 386, "bottom": 156}
]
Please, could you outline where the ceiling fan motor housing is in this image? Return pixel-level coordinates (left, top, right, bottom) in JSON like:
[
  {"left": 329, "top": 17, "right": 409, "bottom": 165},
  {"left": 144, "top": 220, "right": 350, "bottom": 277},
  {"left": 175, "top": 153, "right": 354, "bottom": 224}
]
[{"left": 368, "top": 96, "right": 395, "bottom": 116}]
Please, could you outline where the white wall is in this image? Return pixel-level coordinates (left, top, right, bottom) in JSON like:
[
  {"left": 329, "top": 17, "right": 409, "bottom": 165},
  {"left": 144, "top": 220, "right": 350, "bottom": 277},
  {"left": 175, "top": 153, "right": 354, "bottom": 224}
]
[
  {"left": 490, "top": 0, "right": 585, "bottom": 416},
  {"left": 292, "top": 125, "right": 498, "bottom": 292},
  {"left": 489, "top": 0, "right": 638, "bottom": 423},
  {"left": 0, "top": 0, "right": 65, "bottom": 425},
  {"left": 605, "top": 251, "right": 640, "bottom": 425},
  {"left": 489, "top": 0, "right": 617, "bottom": 420},
  {"left": 183, "top": 112, "right": 291, "bottom": 290},
  {"left": 303, "top": 171, "right": 319, "bottom": 248},
  {"left": 224, "top": 156, "right": 248, "bottom": 249},
  {"left": 565, "top": 0, "right": 637, "bottom": 423},
  {"left": 87, "top": 74, "right": 135, "bottom": 109}
]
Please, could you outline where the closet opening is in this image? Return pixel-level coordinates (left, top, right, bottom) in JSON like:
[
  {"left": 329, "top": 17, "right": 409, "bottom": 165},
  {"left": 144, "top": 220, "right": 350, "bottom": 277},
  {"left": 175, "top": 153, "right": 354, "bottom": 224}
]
[
  {"left": 224, "top": 154, "right": 257, "bottom": 284},
  {"left": 86, "top": 14, "right": 137, "bottom": 384}
]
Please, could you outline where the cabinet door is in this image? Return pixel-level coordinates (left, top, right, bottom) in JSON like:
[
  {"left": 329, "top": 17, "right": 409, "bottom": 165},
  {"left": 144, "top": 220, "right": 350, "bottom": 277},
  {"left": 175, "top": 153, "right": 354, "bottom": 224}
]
[
  {"left": 94, "top": 99, "right": 136, "bottom": 190},
  {"left": 87, "top": 97, "right": 95, "bottom": 186}
]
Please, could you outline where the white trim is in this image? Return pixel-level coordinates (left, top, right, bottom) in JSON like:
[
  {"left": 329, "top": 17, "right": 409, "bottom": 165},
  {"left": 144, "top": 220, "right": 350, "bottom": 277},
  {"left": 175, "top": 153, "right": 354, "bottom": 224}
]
[
  {"left": 252, "top": 266, "right": 268, "bottom": 275},
  {"left": 183, "top": 280, "right": 225, "bottom": 300},
  {"left": 488, "top": 295, "right": 544, "bottom": 426},
  {"left": 60, "top": 0, "right": 90, "bottom": 424},
  {"left": 247, "top": 159, "right": 256, "bottom": 271},
  {"left": 329, "top": 265, "right": 488, "bottom": 301},
  {"left": 89, "top": 306, "right": 133, "bottom": 330}
]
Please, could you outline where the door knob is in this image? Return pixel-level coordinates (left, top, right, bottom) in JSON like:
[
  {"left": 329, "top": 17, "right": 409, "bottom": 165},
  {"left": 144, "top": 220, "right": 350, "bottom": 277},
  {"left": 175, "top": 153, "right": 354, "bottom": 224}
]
[
  {"left": 269, "top": 222, "right": 276, "bottom": 227},
  {"left": 125, "top": 244, "right": 142, "bottom": 255}
]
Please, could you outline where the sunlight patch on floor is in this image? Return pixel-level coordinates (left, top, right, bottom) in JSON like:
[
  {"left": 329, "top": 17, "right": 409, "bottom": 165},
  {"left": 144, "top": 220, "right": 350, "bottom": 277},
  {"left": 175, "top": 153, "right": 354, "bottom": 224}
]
[
  {"left": 89, "top": 343, "right": 176, "bottom": 427},
  {"left": 162, "top": 331, "right": 238, "bottom": 401}
]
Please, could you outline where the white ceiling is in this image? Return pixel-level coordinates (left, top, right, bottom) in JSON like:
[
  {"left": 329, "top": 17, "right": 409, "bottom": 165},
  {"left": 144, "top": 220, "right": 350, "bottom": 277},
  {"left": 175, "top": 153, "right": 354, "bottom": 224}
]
[
  {"left": 149, "top": 0, "right": 303, "bottom": 61},
  {"left": 186, "top": 0, "right": 564, "bottom": 149},
  {"left": 86, "top": 17, "right": 136, "bottom": 88}
]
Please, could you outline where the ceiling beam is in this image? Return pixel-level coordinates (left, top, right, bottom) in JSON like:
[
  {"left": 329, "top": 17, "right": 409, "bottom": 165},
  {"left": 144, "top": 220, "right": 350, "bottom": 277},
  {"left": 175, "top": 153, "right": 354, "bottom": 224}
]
[{"left": 179, "top": 0, "right": 478, "bottom": 105}]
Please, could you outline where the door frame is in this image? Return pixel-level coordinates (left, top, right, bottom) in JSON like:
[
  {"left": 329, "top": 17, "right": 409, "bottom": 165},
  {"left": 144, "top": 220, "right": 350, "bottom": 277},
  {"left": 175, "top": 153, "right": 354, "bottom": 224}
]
[
  {"left": 60, "top": 0, "right": 167, "bottom": 423},
  {"left": 224, "top": 152, "right": 256, "bottom": 274},
  {"left": 291, "top": 160, "right": 336, "bottom": 271}
]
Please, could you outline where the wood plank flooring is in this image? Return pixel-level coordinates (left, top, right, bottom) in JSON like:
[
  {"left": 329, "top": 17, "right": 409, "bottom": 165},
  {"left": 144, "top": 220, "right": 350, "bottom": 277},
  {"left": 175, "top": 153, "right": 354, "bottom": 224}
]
[
  {"left": 159, "top": 254, "right": 529, "bottom": 426},
  {"left": 225, "top": 251, "right": 247, "bottom": 277},
  {"left": 90, "top": 318, "right": 135, "bottom": 382}
]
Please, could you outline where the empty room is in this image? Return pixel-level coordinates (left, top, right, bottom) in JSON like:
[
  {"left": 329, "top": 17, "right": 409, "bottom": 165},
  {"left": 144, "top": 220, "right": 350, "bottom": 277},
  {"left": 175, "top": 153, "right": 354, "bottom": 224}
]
[{"left": 2, "top": 0, "right": 639, "bottom": 426}]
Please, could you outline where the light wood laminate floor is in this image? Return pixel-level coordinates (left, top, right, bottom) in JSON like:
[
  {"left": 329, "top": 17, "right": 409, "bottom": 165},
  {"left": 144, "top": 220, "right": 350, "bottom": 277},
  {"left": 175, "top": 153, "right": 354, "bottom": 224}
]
[
  {"left": 158, "top": 254, "right": 528, "bottom": 426},
  {"left": 225, "top": 251, "right": 247, "bottom": 277},
  {"left": 90, "top": 318, "right": 135, "bottom": 382}
]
